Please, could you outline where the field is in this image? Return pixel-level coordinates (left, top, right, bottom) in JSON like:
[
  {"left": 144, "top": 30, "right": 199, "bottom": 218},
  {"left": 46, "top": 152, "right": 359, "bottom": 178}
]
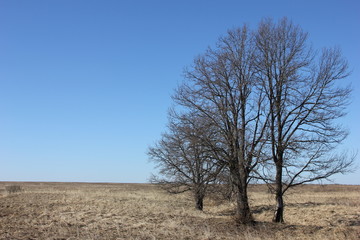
[{"left": 0, "top": 182, "right": 359, "bottom": 239}]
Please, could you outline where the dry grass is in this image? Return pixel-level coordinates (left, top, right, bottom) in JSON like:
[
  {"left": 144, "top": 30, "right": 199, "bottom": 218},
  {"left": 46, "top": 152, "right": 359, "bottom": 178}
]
[{"left": 0, "top": 182, "right": 359, "bottom": 239}]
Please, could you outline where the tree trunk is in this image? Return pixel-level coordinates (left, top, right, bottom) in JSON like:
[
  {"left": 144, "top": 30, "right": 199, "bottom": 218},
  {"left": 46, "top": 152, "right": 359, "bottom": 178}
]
[
  {"left": 194, "top": 187, "right": 205, "bottom": 211},
  {"left": 230, "top": 165, "right": 253, "bottom": 224},
  {"left": 195, "top": 195, "right": 204, "bottom": 210},
  {"left": 235, "top": 183, "right": 253, "bottom": 224},
  {"left": 273, "top": 161, "right": 284, "bottom": 223},
  {"left": 273, "top": 193, "right": 284, "bottom": 223}
]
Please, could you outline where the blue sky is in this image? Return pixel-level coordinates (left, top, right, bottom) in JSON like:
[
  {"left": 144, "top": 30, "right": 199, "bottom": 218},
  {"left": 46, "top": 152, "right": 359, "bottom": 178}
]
[{"left": 0, "top": 0, "right": 359, "bottom": 184}]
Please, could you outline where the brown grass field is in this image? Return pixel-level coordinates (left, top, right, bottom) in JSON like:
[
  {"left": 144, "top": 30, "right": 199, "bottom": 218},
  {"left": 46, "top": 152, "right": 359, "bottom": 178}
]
[{"left": 0, "top": 182, "right": 359, "bottom": 239}]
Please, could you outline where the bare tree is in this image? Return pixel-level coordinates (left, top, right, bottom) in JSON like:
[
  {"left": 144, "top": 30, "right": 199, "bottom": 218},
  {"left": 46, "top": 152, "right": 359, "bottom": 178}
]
[
  {"left": 152, "top": 18, "right": 354, "bottom": 224},
  {"left": 174, "top": 26, "right": 269, "bottom": 224},
  {"left": 254, "top": 18, "right": 354, "bottom": 223},
  {"left": 148, "top": 111, "right": 223, "bottom": 210}
]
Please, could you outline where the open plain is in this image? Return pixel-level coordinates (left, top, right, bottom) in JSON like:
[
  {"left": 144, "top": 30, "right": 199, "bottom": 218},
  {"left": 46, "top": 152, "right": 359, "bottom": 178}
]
[{"left": 0, "top": 182, "right": 359, "bottom": 239}]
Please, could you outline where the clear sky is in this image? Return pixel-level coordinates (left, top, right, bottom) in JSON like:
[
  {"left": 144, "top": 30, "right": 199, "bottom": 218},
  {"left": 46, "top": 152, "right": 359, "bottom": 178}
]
[{"left": 0, "top": 0, "right": 359, "bottom": 184}]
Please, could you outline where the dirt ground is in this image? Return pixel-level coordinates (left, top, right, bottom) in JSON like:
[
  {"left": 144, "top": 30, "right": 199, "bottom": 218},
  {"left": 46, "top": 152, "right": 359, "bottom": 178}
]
[{"left": 0, "top": 182, "right": 359, "bottom": 239}]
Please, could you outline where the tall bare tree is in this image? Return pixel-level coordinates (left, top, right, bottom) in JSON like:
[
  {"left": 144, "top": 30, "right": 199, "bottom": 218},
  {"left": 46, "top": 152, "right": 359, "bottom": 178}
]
[
  {"left": 254, "top": 18, "right": 354, "bottom": 222},
  {"left": 148, "top": 111, "right": 223, "bottom": 210},
  {"left": 153, "top": 18, "right": 354, "bottom": 224},
  {"left": 174, "top": 26, "right": 269, "bottom": 224}
]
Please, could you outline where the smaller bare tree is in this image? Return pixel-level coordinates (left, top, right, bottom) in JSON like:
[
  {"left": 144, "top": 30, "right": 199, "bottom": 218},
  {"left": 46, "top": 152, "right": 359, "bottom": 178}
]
[{"left": 148, "top": 111, "right": 223, "bottom": 210}]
